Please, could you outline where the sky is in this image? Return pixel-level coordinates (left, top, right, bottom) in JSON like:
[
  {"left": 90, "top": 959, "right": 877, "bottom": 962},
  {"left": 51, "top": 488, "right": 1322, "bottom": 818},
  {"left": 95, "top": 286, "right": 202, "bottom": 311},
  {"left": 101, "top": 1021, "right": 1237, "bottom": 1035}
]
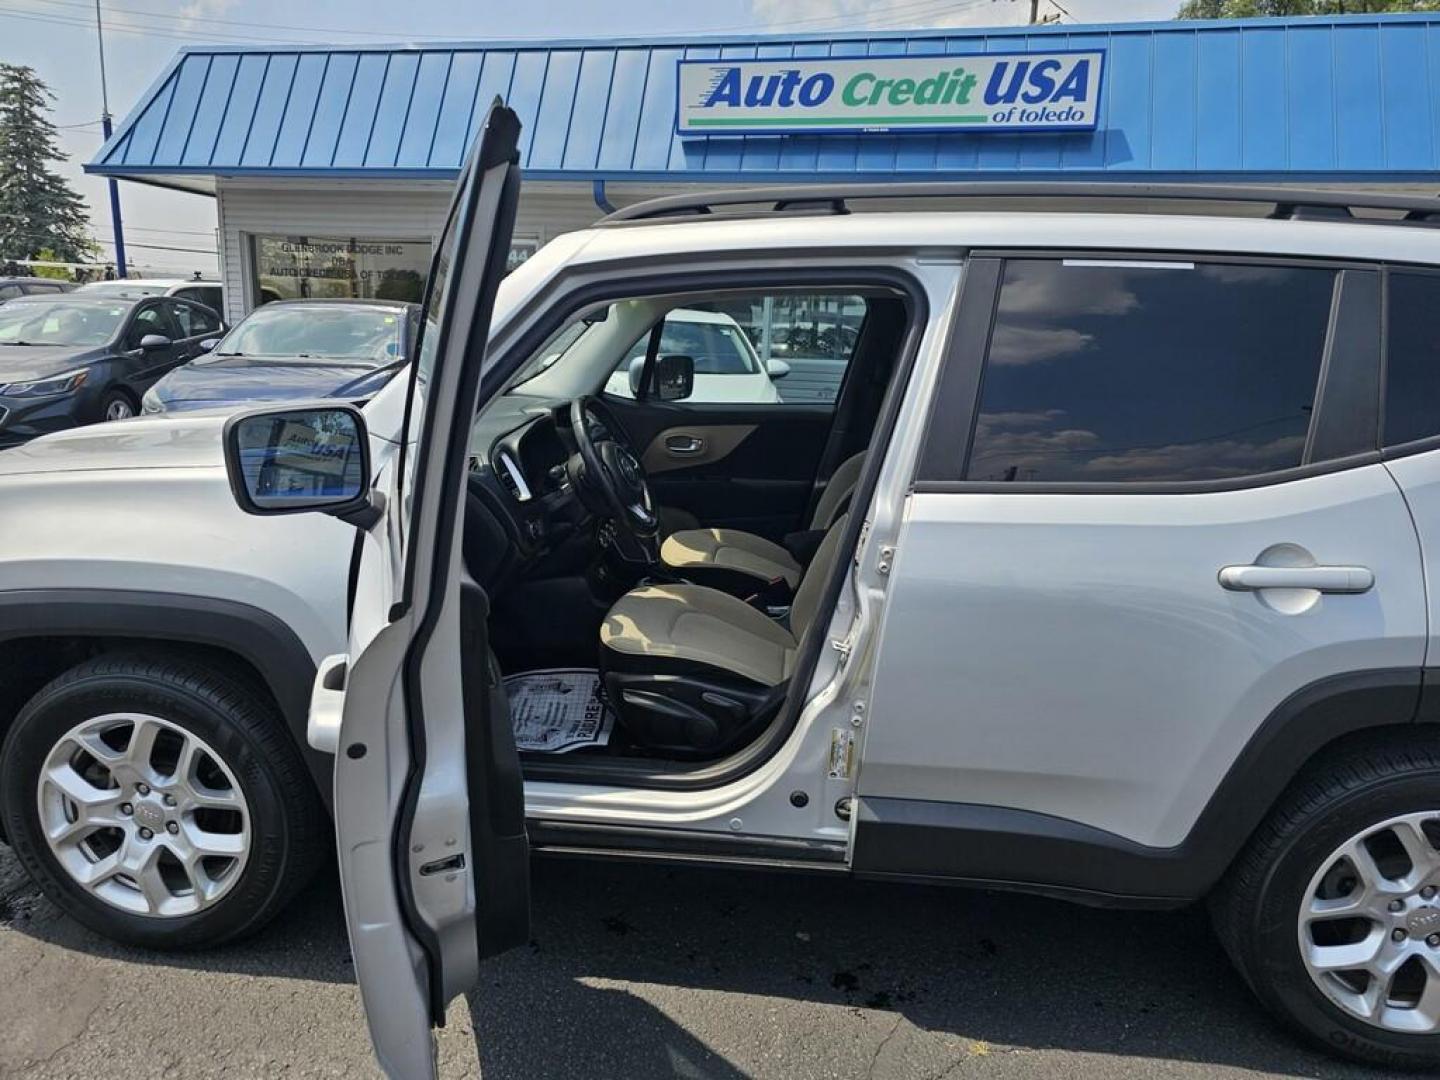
[{"left": 0, "top": 0, "right": 1181, "bottom": 276}]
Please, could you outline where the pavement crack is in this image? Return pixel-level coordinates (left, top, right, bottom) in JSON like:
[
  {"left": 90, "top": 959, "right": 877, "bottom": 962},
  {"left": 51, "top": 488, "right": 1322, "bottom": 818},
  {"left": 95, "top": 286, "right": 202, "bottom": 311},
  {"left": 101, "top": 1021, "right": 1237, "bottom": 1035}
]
[{"left": 866, "top": 1014, "right": 904, "bottom": 1079}]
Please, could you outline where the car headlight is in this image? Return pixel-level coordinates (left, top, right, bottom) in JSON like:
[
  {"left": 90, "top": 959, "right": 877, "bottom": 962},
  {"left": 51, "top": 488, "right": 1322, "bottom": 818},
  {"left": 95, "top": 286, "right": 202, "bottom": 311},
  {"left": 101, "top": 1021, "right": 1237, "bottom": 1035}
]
[{"left": 3, "top": 369, "right": 90, "bottom": 398}]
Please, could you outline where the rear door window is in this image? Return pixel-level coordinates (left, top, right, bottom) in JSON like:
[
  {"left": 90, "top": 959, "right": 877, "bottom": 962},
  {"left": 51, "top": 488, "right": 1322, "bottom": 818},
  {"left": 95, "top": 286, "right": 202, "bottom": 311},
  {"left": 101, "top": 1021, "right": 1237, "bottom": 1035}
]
[
  {"left": 1383, "top": 270, "right": 1440, "bottom": 449},
  {"left": 964, "top": 259, "right": 1336, "bottom": 484}
]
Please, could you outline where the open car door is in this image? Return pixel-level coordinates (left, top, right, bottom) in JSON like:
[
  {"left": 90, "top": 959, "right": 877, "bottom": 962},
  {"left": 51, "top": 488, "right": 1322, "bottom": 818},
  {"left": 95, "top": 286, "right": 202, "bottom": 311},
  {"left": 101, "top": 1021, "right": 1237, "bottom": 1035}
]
[{"left": 327, "top": 104, "right": 526, "bottom": 1077}]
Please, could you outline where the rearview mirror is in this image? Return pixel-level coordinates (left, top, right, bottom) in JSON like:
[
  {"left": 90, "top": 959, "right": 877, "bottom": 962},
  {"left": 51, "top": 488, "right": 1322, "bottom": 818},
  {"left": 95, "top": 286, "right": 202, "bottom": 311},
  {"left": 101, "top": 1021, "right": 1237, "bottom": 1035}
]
[
  {"left": 139, "top": 333, "right": 171, "bottom": 351},
  {"left": 224, "top": 406, "right": 374, "bottom": 523},
  {"left": 653, "top": 354, "right": 694, "bottom": 401},
  {"left": 766, "top": 358, "right": 791, "bottom": 380}
]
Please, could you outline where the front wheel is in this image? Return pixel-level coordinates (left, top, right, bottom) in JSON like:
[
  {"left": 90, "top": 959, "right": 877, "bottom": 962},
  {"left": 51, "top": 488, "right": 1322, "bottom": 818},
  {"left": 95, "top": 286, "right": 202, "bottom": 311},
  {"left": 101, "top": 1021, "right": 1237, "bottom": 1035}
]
[
  {"left": 0, "top": 654, "right": 327, "bottom": 949},
  {"left": 100, "top": 389, "right": 137, "bottom": 421},
  {"left": 1211, "top": 737, "right": 1440, "bottom": 1070}
]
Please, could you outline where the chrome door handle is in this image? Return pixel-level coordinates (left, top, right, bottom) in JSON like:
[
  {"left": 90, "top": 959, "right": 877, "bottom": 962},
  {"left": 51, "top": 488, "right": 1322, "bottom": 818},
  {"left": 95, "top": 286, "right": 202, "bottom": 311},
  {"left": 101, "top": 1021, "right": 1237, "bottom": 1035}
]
[
  {"left": 665, "top": 435, "right": 704, "bottom": 455},
  {"left": 1218, "top": 565, "right": 1374, "bottom": 594}
]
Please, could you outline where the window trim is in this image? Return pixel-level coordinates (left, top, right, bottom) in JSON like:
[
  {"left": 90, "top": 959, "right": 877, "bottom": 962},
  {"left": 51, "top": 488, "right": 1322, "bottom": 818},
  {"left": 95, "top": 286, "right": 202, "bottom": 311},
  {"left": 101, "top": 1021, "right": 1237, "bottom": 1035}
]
[
  {"left": 1377, "top": 265, "right": 1440, "bottom": 463},
  {"left": 915, "top": 249, "right": 1383, "bottom": 495}
]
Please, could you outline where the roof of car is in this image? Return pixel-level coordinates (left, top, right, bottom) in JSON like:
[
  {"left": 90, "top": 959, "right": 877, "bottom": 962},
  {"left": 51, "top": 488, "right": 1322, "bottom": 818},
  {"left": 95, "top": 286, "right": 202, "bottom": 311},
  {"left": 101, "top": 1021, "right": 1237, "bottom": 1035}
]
[
  {"left": 81, "top": 278, "right": 219, "bottom": 288},
  {"left": 3, "top": 293, "right": 142, "bottom": 308}
]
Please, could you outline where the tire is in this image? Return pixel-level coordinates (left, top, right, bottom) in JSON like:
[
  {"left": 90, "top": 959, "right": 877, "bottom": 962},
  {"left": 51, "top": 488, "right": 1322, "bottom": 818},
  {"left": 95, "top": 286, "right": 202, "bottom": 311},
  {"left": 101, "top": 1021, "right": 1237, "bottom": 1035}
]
[
  {"left": 100, "top": 388, "right": 137, "bottom": 421},
  {"left": 0, "top": 653, "right": 327, "bottom": 950},
  {"left": 1211, "top": 735, "right": 1440, "bottom": 1071}
]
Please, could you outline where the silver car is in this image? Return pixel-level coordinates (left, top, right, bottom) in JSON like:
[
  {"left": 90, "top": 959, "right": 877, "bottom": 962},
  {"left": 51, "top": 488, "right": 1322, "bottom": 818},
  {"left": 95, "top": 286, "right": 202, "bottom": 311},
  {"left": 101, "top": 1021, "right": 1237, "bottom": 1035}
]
[{"left": 3, "top": 107, "right": 1440, "bottom": 1075}]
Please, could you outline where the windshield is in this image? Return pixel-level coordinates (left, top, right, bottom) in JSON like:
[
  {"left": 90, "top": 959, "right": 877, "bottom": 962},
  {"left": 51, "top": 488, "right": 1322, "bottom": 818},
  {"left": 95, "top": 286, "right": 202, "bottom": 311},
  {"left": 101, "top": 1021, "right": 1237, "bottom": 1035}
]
[
  {"left": 0, "top": 300, "right": 126, "bottom": 346},
  {"left": 215, "top": 306, "right": 405, "bottom": 363}
]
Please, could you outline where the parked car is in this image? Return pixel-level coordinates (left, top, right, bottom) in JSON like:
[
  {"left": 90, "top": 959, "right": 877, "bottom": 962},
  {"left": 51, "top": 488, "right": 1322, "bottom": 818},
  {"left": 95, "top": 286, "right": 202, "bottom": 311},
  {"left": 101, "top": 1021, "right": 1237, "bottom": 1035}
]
[
  {"left": 0, "top": 277, "right": 74, "bottom": 304},
  {"left": 3, "top": 109, "right": 1440, "bottom": 1073},
  {"left": 0, "top": 293, "right": 224, "bottom": 445},
  {"left": 141, "top": 298, "right": 419, "bottom": 414},
  {"left": 79, "top": 276, "right": 224, "bottom": 316},
  {"left": 601, "top": 307, "right": 787, "bottom": 404}
]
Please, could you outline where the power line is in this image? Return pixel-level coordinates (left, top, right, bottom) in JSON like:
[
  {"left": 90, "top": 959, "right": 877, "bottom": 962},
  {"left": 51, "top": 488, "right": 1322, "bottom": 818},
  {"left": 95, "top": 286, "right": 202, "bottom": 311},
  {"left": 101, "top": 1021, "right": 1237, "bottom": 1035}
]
[{"left": 22, "top": 0, "right": 455, "bottom": 40}]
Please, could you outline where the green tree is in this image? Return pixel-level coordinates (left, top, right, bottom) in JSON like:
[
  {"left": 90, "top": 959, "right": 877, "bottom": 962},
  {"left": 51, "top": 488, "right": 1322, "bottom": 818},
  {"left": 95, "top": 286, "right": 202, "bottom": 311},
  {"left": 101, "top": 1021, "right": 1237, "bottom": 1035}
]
[
  {"left": 0, "top": 64, "right": 94, "bottom": 265},
  {"left": 1180, "top": 1, "right": 1440, "bottom": 16}
]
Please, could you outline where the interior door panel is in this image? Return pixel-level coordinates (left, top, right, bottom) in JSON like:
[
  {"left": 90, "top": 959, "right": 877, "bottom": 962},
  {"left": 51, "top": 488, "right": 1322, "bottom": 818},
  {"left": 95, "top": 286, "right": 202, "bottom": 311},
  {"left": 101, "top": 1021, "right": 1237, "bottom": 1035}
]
[{"left": 604, "top": 397, "right": 835, "bottom": 539}]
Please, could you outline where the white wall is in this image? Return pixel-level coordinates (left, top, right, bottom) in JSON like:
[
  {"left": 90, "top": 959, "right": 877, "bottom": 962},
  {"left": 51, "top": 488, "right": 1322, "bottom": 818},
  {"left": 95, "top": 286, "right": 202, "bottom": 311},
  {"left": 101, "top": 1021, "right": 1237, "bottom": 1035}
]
[{"left": 212, "top": 179, "right": 634, "bottom": 324}]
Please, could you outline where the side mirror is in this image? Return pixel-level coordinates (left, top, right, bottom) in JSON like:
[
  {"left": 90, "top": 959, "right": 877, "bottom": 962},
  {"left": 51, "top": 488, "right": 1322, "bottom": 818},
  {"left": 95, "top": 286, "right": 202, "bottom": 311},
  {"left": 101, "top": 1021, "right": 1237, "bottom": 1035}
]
[
  {"left": 654, "top": 354, "right": 695, "bottom": 401},
  {"left": 626, "top": 355, "right": 647, "bottom": 397},
  {"left": 224, "top": 405, "right": 377, "bottom": 525},
  {"left": 139, "top": 333, "right": 171, "bottom": 351},
  {"left": 198, "top": 337, "right": 220, "bottom": 354},
  {"left": 766, "top": 358, "right": 791, "bottom": 380}
]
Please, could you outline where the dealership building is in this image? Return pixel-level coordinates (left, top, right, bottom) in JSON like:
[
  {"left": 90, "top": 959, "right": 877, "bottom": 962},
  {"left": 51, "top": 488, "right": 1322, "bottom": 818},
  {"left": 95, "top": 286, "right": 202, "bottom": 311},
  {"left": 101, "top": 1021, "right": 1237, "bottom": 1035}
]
[{"left": 88, "top": 12, "right": 1440, "bottom": 325}]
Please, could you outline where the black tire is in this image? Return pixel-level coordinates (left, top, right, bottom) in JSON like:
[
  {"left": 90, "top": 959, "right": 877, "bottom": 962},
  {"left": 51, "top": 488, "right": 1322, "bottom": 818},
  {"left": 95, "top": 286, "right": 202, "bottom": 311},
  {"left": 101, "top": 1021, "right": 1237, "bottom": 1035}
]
[
  {"left": 1211, "top": 734, "right": 1440, "bottom": 1071},
  {"left": 0, "top": 653, "right": 327, "bottom": 949},
  {"left": 99, "top": 388, "right": 137, "bottom": 421}
]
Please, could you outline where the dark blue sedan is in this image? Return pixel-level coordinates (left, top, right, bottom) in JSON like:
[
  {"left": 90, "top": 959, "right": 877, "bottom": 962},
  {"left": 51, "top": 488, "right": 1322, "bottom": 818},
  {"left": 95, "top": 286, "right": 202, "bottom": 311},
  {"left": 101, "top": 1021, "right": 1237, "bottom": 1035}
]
[
  {"left": 0, "top": 294, "right": 223, "bottom": 447},
  {"left": 142, "top": 298, "right": 419, "bottom": 414}
]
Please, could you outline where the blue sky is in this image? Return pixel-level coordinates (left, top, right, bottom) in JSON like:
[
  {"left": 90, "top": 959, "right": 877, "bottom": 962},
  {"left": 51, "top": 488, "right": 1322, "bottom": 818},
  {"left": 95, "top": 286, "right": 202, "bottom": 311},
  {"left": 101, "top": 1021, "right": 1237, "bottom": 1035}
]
[{"left": 0, "top": 0, "right": 1180, "bottom": 274}]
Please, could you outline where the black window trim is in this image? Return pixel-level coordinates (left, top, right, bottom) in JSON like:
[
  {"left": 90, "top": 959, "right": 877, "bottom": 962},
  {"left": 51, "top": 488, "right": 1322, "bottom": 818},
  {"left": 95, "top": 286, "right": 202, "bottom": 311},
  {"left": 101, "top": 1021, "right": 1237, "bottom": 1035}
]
[{"left": 915, "top": 248, "right": 1385, "bottom": 496}]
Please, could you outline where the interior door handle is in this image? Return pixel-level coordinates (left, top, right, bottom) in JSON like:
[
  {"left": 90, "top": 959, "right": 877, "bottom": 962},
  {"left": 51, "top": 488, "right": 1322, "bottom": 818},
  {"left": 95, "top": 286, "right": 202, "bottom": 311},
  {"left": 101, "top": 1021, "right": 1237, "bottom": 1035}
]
[
  {"left": 666, "top": 435, "right": 704, "bottom": 455},
  {"left": 1218, "top": 565, "right": 1374, "bottom": 594}
]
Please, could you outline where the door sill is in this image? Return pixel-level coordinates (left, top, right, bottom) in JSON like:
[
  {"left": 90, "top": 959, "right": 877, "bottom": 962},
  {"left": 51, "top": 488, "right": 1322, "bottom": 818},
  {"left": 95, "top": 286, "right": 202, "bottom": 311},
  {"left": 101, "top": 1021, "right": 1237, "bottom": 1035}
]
[{"left": 526, "top": 818, "right": 847, "bottom": 868}]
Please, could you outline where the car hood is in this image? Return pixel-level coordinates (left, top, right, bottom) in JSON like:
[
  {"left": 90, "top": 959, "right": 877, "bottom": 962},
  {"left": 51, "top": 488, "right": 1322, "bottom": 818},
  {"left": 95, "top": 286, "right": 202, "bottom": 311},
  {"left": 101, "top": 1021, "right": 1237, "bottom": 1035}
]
[
  {"left": 0, "top": 411, "right": 228, "bottom": 476},
  {"left": 0, "top": 344, "right": 101, "bottom": 384},
  {"left": 150, "top": 355, "right": 397, "bottom": 411}
]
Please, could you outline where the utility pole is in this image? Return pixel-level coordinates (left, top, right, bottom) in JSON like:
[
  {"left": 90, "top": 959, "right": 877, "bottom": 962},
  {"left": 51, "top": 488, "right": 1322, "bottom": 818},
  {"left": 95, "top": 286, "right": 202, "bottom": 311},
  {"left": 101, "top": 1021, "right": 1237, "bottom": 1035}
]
[
  {"left": 94, "top": 0, "right": 126, "bottom": 278},
  {"left": 1029, "top": 0, "right": 1040, "bottom": 22}
]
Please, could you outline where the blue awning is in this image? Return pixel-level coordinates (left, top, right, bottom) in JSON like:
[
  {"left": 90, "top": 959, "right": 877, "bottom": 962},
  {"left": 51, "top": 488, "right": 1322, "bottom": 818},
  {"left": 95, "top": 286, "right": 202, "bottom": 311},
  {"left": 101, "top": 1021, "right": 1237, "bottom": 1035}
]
[{"left": 86, "top": 13, "right": 1440, "bottom": 188}]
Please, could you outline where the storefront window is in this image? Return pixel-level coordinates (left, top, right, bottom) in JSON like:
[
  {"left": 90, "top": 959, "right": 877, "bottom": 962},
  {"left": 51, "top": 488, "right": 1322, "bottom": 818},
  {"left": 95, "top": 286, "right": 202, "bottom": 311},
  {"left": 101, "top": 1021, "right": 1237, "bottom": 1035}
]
[{"left": 251, "top": 235, "right": 432, "bottom": 305}]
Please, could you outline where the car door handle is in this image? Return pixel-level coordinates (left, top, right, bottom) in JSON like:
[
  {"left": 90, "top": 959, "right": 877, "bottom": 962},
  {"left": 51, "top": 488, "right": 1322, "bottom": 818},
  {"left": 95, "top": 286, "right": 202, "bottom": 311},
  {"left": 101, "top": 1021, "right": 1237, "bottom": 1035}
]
[
  {"left": 665, "top": 435, "right": 704, "bottom": 455},
  {"left": 1218, "top": 565, "right": 1374, "bottom": 594}
]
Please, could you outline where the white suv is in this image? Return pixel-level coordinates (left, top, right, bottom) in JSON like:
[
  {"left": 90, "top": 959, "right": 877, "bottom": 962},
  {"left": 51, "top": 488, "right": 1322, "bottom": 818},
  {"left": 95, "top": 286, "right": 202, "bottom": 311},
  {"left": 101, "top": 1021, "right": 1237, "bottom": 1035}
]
[{"left": 3, "top": 106, "right": 1440, "bottom": 1074}]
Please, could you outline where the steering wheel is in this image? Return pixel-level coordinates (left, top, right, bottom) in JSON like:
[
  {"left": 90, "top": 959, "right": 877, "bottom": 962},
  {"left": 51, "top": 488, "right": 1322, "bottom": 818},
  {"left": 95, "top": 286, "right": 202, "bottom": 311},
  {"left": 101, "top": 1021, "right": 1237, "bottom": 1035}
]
[{"left": 569, "top": 396, "right": 659, "bottom": 564}]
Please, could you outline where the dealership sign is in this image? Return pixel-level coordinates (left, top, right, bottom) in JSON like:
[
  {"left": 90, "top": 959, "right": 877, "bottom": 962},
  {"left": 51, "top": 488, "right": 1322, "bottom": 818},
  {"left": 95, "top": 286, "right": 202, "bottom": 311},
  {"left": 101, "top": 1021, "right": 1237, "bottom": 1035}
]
[{"left": 677, "top": 51, "right": 1104, "bottom": 136}]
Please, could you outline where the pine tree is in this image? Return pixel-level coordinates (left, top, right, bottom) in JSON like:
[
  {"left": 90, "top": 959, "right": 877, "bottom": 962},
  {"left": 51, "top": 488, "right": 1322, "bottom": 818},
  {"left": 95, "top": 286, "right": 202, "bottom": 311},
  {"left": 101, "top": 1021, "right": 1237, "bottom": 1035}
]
[{"left": 0, "top": 64, "right": 94, "bottom": 265}]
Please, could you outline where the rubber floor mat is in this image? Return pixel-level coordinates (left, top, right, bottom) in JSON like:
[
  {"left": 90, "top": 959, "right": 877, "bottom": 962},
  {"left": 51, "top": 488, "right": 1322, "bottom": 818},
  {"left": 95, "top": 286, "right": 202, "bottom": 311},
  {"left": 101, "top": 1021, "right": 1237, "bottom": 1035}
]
[{"left": 502, "top": 668, "right": 614, "bottom": 754}]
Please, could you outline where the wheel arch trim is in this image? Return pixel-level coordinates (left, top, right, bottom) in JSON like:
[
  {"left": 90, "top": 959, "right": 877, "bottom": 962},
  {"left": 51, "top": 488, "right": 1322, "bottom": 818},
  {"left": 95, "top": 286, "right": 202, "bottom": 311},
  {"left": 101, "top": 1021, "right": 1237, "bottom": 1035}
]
[{"left": 0, "top": 588, "right": 328, "bottom": 805}]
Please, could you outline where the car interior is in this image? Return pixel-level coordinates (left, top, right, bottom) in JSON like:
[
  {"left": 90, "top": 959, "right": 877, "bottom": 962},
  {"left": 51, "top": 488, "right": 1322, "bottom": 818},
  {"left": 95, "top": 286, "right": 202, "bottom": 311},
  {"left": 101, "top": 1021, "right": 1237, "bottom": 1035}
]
[{"left": 458, "top": 285, "right": 915, "bottom": 778}]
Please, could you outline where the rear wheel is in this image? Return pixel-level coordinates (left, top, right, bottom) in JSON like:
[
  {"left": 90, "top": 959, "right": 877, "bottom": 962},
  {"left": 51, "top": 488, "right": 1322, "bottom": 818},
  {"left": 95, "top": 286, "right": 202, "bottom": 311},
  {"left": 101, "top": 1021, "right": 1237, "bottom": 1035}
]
[
  {"left": 0, "top": 654, "right": 327, "bottom": 949},
  {"left": 1211, "top": 738, "right": 1440, "bottom": 1070}
]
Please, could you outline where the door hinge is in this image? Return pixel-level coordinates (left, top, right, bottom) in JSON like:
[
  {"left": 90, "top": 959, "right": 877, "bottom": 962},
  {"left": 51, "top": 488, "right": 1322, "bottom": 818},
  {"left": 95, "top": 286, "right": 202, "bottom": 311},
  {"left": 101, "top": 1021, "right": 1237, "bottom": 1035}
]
[{"left": 830, "top": 636, "right": 853, "bottom": 666}]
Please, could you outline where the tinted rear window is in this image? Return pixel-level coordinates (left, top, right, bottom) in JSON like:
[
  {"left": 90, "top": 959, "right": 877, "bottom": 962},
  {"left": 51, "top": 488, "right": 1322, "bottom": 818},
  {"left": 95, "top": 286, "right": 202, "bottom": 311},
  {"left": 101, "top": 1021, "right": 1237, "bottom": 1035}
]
[
  {"left": 1384, "top": 271, "right": 1440, "bottom": 448},
  {"left": 965, "top": 259, "right": 1335, "bottom": 484}
]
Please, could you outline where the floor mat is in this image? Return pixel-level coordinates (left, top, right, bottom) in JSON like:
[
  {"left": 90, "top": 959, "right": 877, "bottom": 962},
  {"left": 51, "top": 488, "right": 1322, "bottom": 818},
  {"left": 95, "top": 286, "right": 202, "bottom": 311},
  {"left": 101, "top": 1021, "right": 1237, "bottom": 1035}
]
[{"left": 502, "top": 668, "right": 614, "bottom": 754}]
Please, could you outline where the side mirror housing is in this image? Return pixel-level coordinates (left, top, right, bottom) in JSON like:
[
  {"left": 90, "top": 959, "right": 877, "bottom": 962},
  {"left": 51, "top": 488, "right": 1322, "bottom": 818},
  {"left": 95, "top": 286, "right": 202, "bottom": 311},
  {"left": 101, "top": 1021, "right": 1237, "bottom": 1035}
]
[
  {"left": 198, "top": 337, "right": 220, "bottom": 354},
  {"left": 224, "top": 405, "right": 377, "bottom": 526},
  {"left": 653, "top": 354, "right": 695, "bottom": 401},
  {"left": 766, "top": 358, "right": 791, "bottom": 380},
  {"left": 139, "top": 333, "right": 171, "bottom": 351}
]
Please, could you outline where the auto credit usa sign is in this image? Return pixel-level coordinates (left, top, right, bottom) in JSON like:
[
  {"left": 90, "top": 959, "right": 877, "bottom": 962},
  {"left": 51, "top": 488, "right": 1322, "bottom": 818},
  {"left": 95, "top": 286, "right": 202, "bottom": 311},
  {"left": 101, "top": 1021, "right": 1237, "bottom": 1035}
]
[{"left": 677, "top": 51, "right": 1105, "bottom": 136}]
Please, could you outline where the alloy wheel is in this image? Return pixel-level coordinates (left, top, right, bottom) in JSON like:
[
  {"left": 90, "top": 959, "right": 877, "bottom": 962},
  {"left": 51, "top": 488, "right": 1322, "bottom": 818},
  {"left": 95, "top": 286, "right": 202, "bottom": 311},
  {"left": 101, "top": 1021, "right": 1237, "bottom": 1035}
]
[
  {"left": 104, "top": 398, "right": 134, "bottom": 421},
  {"left": 35, "top": 712, "right": 250, "bottom": 918},
  {"left": 1298, "top": 811, "right": 1440, "bottom": 1034}
]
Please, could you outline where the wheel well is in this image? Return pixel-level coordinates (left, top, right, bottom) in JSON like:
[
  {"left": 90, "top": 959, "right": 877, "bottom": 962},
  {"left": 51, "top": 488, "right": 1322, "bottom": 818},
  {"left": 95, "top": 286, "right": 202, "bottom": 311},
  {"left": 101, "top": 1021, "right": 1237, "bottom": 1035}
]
[{"left": 0, "top": 635, "right": 284, "bottom": 756}]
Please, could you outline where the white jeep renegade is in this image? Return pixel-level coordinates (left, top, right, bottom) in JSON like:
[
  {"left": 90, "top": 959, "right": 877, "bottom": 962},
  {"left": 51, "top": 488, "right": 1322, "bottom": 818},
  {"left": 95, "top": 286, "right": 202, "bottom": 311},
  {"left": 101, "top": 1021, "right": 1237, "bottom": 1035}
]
[{"left": 3, "top": 107, "right": 1440, "bottom": 1074}]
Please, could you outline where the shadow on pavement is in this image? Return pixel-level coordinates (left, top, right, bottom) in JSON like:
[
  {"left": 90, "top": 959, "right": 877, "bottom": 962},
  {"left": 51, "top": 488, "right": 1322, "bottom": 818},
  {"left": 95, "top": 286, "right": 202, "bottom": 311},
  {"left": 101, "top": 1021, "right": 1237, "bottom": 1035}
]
[{"left": 1, "top": 845, "right": 1390, "bottom": 1078}]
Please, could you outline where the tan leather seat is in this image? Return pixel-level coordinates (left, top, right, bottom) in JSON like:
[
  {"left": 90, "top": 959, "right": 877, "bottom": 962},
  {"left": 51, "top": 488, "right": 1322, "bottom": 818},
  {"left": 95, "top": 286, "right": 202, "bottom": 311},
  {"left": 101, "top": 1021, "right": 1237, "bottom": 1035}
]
[
  {"left": 659, "top": 451, "right": 865, "bottom": 593},
  {"left": 602, "top": 515, "right": 848, "bottom": 689}
]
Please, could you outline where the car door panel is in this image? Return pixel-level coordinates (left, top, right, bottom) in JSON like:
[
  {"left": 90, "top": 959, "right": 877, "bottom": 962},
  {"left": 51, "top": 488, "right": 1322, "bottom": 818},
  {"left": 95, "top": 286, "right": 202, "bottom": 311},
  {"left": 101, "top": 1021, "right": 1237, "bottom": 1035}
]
[
  {"left": 857, "top": 251, "right": 1424, "bottom": 863},
  {"left": 605, "top": 398, "right": 835, "bottom": 538},
  {"left": 860, "top": 469, "right": 1427, "bottom": 851},
  {"left": 120, "top": 302, "right": 181, "bottom": 387},
  {"left": 333, "top": 103, "right": 526, "bottom": 1076}
]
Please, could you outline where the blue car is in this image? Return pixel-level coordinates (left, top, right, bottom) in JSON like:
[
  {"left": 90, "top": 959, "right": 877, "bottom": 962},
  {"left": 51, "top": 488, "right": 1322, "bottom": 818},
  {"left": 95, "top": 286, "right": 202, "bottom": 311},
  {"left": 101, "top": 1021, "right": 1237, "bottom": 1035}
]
[{"left": 142, "top": 298, "right": 419, "bottom": 414}]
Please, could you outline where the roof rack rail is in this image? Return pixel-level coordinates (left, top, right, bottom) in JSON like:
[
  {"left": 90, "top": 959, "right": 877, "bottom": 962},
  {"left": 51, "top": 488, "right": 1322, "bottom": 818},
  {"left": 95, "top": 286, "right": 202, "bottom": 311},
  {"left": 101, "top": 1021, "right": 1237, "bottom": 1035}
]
[{"left": 601, "top": 182, "right": 1440, "bottom": 227}]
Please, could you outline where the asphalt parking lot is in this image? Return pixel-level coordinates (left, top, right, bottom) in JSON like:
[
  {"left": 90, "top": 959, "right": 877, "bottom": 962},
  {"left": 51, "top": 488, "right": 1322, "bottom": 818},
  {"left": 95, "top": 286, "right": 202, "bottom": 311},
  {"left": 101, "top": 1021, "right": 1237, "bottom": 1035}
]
[{"left": 0, "top": 843, "right": 1397, "bottom": 1080}]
